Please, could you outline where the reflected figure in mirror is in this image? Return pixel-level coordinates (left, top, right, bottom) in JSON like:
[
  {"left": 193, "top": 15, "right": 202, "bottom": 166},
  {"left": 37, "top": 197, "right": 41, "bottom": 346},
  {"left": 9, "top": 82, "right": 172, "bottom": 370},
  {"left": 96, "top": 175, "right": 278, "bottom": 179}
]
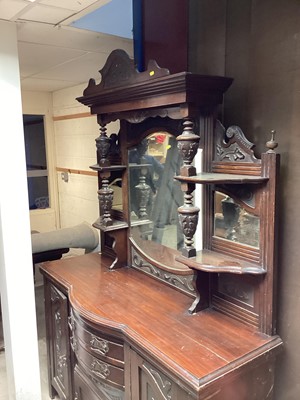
[
  {"left": 129, "top": 134, "right": 184, "bottom": 251},
  {"left": 129, "top": 139, "right": 164, "bottom": 218}
]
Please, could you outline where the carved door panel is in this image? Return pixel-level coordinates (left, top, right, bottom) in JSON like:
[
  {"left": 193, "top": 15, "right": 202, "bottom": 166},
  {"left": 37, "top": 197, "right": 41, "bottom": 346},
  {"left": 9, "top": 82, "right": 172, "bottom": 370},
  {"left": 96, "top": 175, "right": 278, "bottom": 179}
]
[
  {"left": 74, "top": 365, "right": 103, "bottom": 400},
  {"left": 130, "top": 349, "right": 193, "bottom": 400},
  {"left": 44, "top": 281, "right": 72, "bottom": 400}
]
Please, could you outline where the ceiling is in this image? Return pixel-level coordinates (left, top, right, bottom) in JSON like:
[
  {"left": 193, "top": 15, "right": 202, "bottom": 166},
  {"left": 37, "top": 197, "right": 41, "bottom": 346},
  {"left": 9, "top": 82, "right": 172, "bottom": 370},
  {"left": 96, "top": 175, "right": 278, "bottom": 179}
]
[{"left": 0, "top": 0, "right": 133, "bottom": 92}]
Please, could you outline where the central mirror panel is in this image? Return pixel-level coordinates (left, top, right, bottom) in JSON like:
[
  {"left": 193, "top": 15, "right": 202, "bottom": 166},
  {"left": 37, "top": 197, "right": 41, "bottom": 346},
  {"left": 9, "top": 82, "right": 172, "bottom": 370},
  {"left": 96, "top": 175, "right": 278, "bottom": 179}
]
[{"left": 128, "top": 132, "right": 184, "bottom": 265}]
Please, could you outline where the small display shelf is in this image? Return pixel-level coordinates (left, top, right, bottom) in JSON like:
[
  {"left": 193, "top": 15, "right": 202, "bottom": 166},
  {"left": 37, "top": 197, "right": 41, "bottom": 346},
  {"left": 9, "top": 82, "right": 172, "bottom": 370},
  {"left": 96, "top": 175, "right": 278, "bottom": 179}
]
[
  {"left": 92, "top": 218, "right": 128, "bottom": 232},
  {"left": 174, "top": 172, "right": 268, "bottom": 185},
  {"left": 176, "top": 249, "right": 266, "bottom": 275},
  {"left": 175, "top": 124, "right": 278, "bottom": 260},
  {"left": 175, "top": 123, "right": 280, "bottom": 333},
  {"left": 90, "top": 164, "right": 126, "bottom": 172}
]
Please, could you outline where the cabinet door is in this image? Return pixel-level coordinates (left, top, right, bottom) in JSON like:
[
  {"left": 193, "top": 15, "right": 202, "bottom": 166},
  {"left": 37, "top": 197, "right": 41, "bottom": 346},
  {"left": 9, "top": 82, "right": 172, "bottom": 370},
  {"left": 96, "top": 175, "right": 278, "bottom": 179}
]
[
  {"left": 44, "top": 280, "right": 72, "bottom": 399},
  {"left": 130, "top": 350, "right": 193, "bottom": 400},
  {"left": 74, "top": 365, "right": 102, "bottom": 400}
]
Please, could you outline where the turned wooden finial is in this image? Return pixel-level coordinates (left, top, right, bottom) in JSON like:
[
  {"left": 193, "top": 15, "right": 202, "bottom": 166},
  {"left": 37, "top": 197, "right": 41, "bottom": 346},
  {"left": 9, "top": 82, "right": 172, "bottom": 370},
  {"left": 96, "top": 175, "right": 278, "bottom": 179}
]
[{"left": 266, "top": 130, "right": 278, "bottom": 153}]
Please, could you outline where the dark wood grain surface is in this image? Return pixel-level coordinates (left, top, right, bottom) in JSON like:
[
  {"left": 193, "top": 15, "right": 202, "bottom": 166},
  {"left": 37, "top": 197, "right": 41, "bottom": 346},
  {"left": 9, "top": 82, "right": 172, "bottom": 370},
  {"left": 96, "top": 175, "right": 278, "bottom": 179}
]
[
  {"left": 176, "top": 249, "right": 266, "bottom": 274},
  {"left": 41, "top": 253, "right": 282, "bottom": 391},
  {"left": 174, "top": 172, "right": 268, "bottom": 184}
]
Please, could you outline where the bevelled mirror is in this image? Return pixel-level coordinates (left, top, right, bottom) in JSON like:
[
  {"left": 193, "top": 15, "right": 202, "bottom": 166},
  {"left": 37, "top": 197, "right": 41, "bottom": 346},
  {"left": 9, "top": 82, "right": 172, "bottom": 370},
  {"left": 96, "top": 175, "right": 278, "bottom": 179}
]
[
  {"left": 128, "top": 132, "right": 186, "bottom": 269},
  {"left": 214, "top": 191, "right": 260, "bottom": 248}
]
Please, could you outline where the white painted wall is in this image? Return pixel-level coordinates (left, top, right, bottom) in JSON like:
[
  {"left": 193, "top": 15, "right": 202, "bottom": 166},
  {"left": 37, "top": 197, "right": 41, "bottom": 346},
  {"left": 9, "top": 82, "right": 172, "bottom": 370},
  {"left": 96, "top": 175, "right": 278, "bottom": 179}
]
[
  {"left": 22, "top": 91, "right": 59, "bottom": 232},
  {"left": 0, "top": 21, "right": 41, "bottom": 400},
  {"left": 53, "top": 84, "right": 120, "bottom": 229},
  {"left": 21, "top": 85, "right": 109, "bottom": 233}
]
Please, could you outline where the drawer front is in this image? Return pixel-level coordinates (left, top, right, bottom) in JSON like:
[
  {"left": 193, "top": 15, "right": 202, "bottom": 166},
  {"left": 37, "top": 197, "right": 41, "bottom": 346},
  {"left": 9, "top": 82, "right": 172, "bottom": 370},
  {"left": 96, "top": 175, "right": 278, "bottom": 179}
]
[
  {"left": 71, "top": 313, "right": 124, "bottom": 366},
  {"left": 74, "top": 365, "right": 124, "bottom": 400},
  {"left": 76, "top": 341, "right": 124, "bottom": 389}
]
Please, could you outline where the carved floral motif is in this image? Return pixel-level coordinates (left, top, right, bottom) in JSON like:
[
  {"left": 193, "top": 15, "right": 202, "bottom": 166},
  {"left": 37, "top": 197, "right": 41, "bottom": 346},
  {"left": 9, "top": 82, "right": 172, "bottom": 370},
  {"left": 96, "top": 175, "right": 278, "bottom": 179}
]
[
  {"left": 96, "top": 134, "right": 111, "bottom": 165},
  {"left": 177, "top": 118, "right": 200, "bottom": 175},
  {"left": 214, "top": 122, "right": 258, "bottom": 163},
  {"left": 178, "top": 210, "right": 199, "bottom": 239},
  {"left": 51, "top": 287, "right": 67, "bottom": 386},
  {"left": 132, "top": 248, "right": 195, "bottom": 295},
  {"left": 177, "top": 140, "right": 199, "bottom": 165},
  {"left": 216, "top": 144, "right": 245, "bottom": 161},
  {"left": 82, "top": 49, "right": 170, "bottom": 94},
  {"left": 98, "top": 183, "right": 114, "bottom": 226},
  {"left": 142, "top": 362, "right": 172, "bottom": 400},
  {"left": 178, "top": 189, "right": 200, "bottom": 258},
  {"left": 96, "top": 123, "right": 111, "bottom": 166},
  {"left": 226, "top": 125, "right": 254, "bottom": 149},
  {"left": 57, "top": 355, "right": 67, "bottom": 382}
]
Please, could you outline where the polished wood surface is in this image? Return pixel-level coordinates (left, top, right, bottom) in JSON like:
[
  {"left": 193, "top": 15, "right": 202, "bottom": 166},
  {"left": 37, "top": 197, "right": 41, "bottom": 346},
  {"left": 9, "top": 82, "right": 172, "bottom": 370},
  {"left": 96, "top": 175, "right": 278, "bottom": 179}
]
[
  {"left": 176, "top": 249, "right": 266, "bottom": 274},
  {"left": 174, "top": 172, "right": 268, "bottom": 184},
  {"left": 41, "top": 253, "right": 282, "bottom": 393},
  {"left": 130, "top": 234, "right": 191, "bottom": 273}
]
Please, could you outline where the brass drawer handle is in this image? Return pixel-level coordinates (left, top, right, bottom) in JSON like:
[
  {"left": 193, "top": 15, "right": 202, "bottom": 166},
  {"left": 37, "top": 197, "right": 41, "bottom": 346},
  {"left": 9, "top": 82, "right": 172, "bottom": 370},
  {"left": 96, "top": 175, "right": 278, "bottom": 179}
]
[
  {"left": 90, "top": 336, "right": 110, "bottom": 356},
  {"left": 91, "top": 358, "right": 111, "bottom": 380}
]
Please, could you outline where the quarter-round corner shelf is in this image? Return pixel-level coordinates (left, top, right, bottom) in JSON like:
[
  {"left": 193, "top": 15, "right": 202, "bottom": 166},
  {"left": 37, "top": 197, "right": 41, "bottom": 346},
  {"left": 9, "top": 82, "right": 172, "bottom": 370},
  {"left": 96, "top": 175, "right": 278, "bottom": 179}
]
[
  {"left": 90, "top": 164, "right": 127, "bottom": 172},
  {"left": 176, "top": 249, "right": 266, "bottom": 275},
  {"left": 92, "top": 218, "right": 128, "bottom": 232},
  {"left": 174, "top": 172, "right": 268, "bottom": 185}
]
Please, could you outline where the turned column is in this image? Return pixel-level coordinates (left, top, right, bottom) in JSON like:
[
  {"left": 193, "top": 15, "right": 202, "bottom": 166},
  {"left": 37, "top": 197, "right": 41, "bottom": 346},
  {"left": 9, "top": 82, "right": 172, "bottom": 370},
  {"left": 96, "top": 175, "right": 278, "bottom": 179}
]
[
  {"left": 177, "top": 118, "right": 200, "bottom": 257},
  {"left": 135, "top": 164, "right": 151, "bottom": 219},
  {"left": 135, "top": 140, "right": 151, "bottom": 219},
  {"left": 96, "top": 117, "right": 113, "bottom": 227}
]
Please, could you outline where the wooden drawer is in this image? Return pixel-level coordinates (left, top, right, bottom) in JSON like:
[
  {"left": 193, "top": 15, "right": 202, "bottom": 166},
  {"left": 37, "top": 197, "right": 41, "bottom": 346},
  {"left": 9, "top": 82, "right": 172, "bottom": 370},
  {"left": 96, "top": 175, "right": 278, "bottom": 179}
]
[
  {"left": 74, "top": 364, "right": 125, "bottom": 400},
  {"left": 70, "top": 312, "right": 124, "bottom": 367},
  {"left": 76, "top": 342, "right": 124, "bottom": 390}
]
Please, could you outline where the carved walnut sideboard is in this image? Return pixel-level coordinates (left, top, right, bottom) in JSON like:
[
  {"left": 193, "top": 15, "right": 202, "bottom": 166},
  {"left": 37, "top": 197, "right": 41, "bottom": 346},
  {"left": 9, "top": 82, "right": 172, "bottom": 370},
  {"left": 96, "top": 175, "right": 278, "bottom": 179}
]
[{"left": 40, "top": 50, "right": 282, "bottom": 400}]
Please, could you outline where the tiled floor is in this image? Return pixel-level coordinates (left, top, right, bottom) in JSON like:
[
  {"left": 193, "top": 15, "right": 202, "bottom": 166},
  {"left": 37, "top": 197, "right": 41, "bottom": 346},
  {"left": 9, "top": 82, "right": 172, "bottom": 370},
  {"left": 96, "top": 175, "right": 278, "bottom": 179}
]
[{"left": 0, "top": 277, "right": 54, "bottom": 399}]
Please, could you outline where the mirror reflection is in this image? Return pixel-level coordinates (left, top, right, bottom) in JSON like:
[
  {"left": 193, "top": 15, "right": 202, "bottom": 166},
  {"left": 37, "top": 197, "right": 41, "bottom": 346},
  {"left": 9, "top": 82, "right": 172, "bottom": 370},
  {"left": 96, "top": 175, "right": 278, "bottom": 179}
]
[
  {"left": 129, "top": 132, "right": 183, "bottom": 252},
  {"left": 214, "top": 191, "right": 260, "bottom": 248},
  {"left": 111, "top": 177, "right": 123, "bottom": 211}
]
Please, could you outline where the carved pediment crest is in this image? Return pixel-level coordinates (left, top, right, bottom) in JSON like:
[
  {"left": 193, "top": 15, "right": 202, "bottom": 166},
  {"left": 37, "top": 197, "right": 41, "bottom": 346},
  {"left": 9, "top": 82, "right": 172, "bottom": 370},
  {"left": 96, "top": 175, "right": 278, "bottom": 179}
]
[
  {"left": 83, "top": 49, "right": 170, "bottom": 95},
  {"left": 214, "top": 121, "right": 258, "bottom": 163}
]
